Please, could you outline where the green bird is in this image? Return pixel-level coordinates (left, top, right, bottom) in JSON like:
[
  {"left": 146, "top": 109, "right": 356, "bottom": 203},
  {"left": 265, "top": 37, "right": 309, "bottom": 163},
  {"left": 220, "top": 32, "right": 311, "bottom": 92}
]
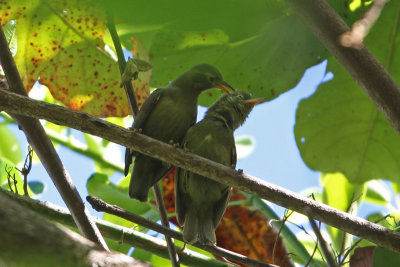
[
  {"left": 125, "top": 63, "right": 235, "bottom": 202},
  {"left": 175, "top": 91, "right": 265, "bottom": 245}
]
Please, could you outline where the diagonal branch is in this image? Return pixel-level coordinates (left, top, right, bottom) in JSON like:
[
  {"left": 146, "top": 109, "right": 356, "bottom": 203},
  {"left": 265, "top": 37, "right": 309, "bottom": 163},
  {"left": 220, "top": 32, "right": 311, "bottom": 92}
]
[
  {"left": 1, "top": 89, "right": 400, "bottom": 253},
  {"left": 0, "top": 24, "right": 108, "bottom": 250},
  {"left": 285, "top": 0, "right": 400, "bottom": 135}
]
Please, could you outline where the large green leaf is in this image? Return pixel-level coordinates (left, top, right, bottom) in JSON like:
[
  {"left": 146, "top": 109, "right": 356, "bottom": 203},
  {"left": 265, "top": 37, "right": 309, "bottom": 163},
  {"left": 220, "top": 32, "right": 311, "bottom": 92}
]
[
  {"left": 295, "top": 0, "right": 400, "bottom": 184},
  {"left": 0, "top": 124, "right": 22, "bottom": 165},
  {"left": 104, "top": 0, "right": 329, "bottom": 106},
  {"left": 373, "top": 247, "right": 400, "bottom": 267}
]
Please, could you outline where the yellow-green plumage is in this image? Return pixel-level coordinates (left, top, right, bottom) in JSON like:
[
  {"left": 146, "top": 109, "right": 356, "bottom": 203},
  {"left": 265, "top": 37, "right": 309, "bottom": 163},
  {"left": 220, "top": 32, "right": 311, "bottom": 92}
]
[
  {"left": 175, "top": 91, "right": 264, "bottom": 245},
  {"left": 125, "top": 63, "right": 234, "bottom": 202}
]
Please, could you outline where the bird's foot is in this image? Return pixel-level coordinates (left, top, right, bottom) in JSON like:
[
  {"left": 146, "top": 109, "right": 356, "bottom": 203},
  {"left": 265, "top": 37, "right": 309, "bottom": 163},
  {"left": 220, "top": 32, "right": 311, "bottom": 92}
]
[
  {"left": 237, "top": 169, "right": 243, "bottom": 174},
  {"left": 178, "top": 243, "right": 187, "bottom": 253}
]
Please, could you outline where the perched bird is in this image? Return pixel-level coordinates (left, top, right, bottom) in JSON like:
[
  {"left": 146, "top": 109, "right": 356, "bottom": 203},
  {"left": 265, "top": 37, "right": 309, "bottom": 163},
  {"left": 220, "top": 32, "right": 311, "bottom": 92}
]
[
  {"left": 126, "top": 63, "right": 235, "bottom": 202},
  {"left": 175, "top": 91, "right": 265, "bottom": 245}
]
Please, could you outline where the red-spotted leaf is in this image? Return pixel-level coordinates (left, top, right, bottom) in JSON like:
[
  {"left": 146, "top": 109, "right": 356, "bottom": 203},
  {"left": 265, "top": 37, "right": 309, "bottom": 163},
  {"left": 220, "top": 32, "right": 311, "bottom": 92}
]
[{"left": 0, "top": 0, "right": 150, "bottom": 117}]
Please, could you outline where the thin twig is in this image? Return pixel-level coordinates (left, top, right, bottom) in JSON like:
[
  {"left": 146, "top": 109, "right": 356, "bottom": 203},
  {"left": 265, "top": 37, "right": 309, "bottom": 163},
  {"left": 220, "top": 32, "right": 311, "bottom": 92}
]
[
  {"left": 17, "top": 145, "right": 33, "bottom": 197},
  {"left": 2, "top": 90, "right": 400, "bottom": 253},
  {"left": 86, "top": 195, "right": 276, "bottom": 267},
  {"left": 338, "top": 193, "right": 359, "bottom": 263},
  {"left": 340, "top": 0, "right": 389, "bottom": 49},
  {"left": 304, "top": 237, "right": 318, "bottom": 267},
  {"left": 106, "top": 9, "right": 139, "bottom": 116},
  {"left": 0, "top": 24, "right": 108, "bottom": 250},
  {"left": 272, "top": 209, "right": 293, "bottom": 264},
  {"left": 306, "top": 208, "right": 337, "bottom": 267},
  {"left": 153, "top": 184, "right": 180, "bottom": 267}
]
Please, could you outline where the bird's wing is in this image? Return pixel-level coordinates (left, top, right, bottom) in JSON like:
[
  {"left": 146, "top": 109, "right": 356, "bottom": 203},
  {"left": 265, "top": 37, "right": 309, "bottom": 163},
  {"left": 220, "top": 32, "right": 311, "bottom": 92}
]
[
  {"left": 212, "top": 186, "right": 232, "bottom": 228},
  {"left": 133, "top": 88, "right": 164, "bottom": 130},
  {"left": 175, "top": 166, "right": 189, "bottom": 226},
  {"left": 212, "top": 140, "right": 236, "bottom": 228},
  {"left": 124, "top": 89, "right": 164, "bottom": 176}
]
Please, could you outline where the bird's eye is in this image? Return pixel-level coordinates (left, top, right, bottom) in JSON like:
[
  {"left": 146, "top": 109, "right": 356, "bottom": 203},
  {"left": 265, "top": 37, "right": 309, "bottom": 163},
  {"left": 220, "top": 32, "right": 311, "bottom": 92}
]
[{"left": 209, "top": 76, "right": 215, "bottom": 83}]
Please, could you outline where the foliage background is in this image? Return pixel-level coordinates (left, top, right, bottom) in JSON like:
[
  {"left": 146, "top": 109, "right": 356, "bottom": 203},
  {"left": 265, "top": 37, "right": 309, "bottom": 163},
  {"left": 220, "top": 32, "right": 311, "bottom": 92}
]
[{"left": 1, "top": 0, "right": 400, "bottom": 265}]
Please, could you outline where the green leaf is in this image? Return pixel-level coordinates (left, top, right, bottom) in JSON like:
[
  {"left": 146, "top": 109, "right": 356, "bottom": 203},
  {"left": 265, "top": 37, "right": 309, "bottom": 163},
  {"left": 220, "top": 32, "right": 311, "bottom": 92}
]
[
  {"left": 373, "top": 247, "right": 400, "bottom": 267},
  {"left": 105, "top": 238, "right": 131, "bottom": 254},
  {"left": 235, "top": 135, "right": 255, "bottom": 160},
  {"left": 86, "top": 173, "right": 158, "bottom": 229},
  {"left": 296, "top": 57, "right": 400, "bottom": 184},
  {"left": 104, "top": 0, "right": 330, "bottom": 106},
  {"left": 294, "top": 0, "right": 400, "bottom": 184},
  {"left": 364, "top": 180, "right": 391, "bottom": 206},
  {"left": 321, "top": 173, "right": 365, "bottom": 251},
  {"left": 366, "top": 213, "right": 397, "bottom": 230},
  {"left": 84, "top": 134, "right": 123, "bottom": 176},
  {"left": 4, "top": 20, "right": 17, "bottom": 56},
  {"left": 28, "top": 180, "right": 45, "bottom": 195},
  {"left": 0, "top": 124, "right": 22, "bottom": 165}
]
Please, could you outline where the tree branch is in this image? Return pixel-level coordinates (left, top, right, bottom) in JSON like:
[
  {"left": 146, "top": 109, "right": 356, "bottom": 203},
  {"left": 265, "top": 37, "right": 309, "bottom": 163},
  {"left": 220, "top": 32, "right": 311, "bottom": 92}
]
[
  {"left": 0, "top": 24, "right": 108, "bottom": 249},
  {"left": 1, "top": 89, "right": 400, "bottom": 253},
  {"left": 0, "top": 190, "right": 144, "bottom": 267},
  {"left": 106, "top": 9, "right": 139, "bottom": 116},
  {"left": 0, "top": 188, "right": 230, "bottom": 267},
  {"left": 285, "top": 0, "right": 400, "bottom": 135},
  {"left": 307, "top": 209, "right": 337, "bottom": 267}
]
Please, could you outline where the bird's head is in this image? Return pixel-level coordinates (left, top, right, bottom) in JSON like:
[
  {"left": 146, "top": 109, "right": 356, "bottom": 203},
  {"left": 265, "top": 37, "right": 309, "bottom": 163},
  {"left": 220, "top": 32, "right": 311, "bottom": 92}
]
[
  {"left": 173, "top": 63, "right": 235, "bottom": 94},
  {"left": 205, "top": 91, "right": 265, "bottom": 130}
]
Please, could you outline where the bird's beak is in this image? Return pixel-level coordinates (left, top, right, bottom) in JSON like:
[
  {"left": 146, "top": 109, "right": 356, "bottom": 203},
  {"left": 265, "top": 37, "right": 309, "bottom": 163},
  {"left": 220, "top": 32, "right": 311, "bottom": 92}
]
[
  {"left": 213, "top": 81, "right": 235, "bottom": 93},
  {"left": 244, "top": 97, "right": 266, "bottom": 107}
]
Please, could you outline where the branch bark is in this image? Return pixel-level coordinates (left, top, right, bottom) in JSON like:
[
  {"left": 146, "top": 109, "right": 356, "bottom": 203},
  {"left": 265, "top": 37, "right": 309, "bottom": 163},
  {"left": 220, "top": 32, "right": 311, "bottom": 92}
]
[
  {"left": 286, "top": 0, "right": 400, "bottom": 135},
  {"left": 0, "top": 190, "right": 145, "bottom": 267},
  {"left": 1, "top": 89, "right": 400, "bottom": 253},
  {"left": 0, "top": 24, "right": 108, "bottom": 249}
]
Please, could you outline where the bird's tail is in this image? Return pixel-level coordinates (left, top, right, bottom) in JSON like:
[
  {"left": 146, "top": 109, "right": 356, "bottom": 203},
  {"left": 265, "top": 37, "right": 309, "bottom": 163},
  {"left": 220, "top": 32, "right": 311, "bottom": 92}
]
[
  {"left": 129, "top": 155, "right": 171, "bottom": 202},
  {"left": 183, "top": 209, "right": 216, "bottom": 245}
]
